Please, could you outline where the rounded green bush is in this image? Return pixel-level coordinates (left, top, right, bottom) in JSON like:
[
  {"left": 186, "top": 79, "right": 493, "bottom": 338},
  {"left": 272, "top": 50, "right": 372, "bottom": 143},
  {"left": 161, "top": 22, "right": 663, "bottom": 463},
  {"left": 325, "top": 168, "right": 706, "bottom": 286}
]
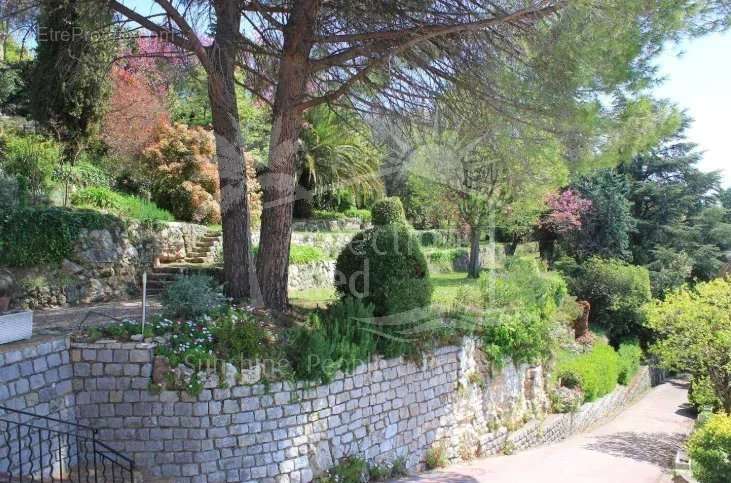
[
  {"left": 371, "top": 197, "right": 405, "bottom": 226},
  {"left": 688, "top": 413, "right": 731, "bottom": 483},
  {"left": 161, "top": 274, "right": 225, "bottom": 320},
  {"left": 335, "top": 223, "right": 432, "bottom": 317}
]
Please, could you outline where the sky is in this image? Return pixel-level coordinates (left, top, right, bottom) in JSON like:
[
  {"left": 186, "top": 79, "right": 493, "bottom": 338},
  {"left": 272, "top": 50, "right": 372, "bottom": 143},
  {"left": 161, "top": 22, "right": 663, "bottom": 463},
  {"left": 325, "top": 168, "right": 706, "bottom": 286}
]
[{"left": 653, "top": 31, "right": 731, "bottom": 188}]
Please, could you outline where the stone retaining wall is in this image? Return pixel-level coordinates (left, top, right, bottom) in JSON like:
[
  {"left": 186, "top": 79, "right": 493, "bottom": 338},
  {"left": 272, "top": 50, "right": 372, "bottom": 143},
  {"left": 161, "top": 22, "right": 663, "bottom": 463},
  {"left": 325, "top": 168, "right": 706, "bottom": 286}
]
[
  {"left": 0, "top": 337, "right": 76, "bottom": 476},
  {"left": 0, "top": 336, "right": 656, "bottom": 483},
  {"left": 68, "top": 338, "right": 550, "bottom": 482},
  {"left": 503, "top": 366, "right": 653, "bottom": 451},
  {"left": 7, "top": 222, "right": 209, "bottom": 310},
  {"left": 288, "top": 261, "right": 336, "bottom": 292},
  {"left": 0, "top": 337, "right": 75, "bottom": 415},
  {"left": 293, "top": 219, "right": 364, "bottom": 232}
]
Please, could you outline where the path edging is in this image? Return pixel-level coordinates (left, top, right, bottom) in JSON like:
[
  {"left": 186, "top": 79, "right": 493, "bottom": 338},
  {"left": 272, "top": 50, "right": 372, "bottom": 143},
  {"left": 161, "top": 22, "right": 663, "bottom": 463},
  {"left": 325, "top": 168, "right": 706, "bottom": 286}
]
[{"left": 492, "top": 366, "right": 654, "bottom": 456}]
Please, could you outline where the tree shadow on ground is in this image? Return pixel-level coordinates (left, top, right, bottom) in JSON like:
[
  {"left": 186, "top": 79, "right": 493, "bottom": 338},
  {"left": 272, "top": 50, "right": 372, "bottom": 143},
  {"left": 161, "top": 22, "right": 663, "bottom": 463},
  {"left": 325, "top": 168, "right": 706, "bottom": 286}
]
[
  {"left": 584, "top": 432, "right": 686, "bottom": 468},
  {"left": 393, "top": 473, "right": 479, "bottom": 483}
]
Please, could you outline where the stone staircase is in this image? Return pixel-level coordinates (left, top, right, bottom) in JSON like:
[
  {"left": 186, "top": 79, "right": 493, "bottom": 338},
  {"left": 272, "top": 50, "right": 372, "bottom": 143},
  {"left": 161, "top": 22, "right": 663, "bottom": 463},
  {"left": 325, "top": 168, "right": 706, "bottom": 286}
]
[
  {"left": 144, "top": 229, "right": 222, "bottom": 296},
  {"left": 183, "top": 229, "right": 222, "bottom": 264}
]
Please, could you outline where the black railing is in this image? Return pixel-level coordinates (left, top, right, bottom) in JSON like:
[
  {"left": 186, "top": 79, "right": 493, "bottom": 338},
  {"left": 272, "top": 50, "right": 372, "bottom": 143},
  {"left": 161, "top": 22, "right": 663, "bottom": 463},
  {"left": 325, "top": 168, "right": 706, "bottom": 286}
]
[{"left": 0, "top": 406, "right": 135, "bottom": 482}]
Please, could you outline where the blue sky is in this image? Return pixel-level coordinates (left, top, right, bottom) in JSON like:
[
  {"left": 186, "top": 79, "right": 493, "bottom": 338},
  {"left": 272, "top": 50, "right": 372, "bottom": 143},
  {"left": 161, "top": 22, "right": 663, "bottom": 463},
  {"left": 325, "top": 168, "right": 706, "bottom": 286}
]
[{"left": 654, "top": 31, "right": 731, "bottom": 188}]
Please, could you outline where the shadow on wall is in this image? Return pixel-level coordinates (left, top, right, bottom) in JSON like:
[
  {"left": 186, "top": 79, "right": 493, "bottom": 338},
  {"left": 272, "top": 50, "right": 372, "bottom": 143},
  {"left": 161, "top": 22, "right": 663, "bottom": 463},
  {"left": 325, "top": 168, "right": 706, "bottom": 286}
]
[{"left": 584, "top": 432, "right": 687, "bottom": 468}]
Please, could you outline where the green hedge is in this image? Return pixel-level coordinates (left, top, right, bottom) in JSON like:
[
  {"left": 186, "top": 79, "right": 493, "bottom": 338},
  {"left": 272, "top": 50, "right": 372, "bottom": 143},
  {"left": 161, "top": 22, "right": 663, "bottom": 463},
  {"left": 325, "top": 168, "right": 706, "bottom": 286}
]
[
  {"left": 617, "top": 341, "right": 642, "bottom": 384},
  {"left": 555, "top": 342, "right": 621, "bottom": 402},
  {"left": 342, "top": 207, "right": 371, "bottom": 223},
  {"left": 249, "top": 245, "right": 330, "bottom": 265},
  {"left": 289, "top": 245, "right": 328, "bottom": 264},
  {"left": 555, "top": 340, "right": 642, "bottom": 402},
  {"left": 0, "top": 207, "right": 119, "bottom": 266}
]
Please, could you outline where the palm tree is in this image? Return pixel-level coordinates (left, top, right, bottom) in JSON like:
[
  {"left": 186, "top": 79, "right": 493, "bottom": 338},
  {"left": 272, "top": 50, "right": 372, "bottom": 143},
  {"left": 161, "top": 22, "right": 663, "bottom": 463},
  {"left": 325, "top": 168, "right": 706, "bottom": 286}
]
[{"left": 295, "top": 106, "right": 382, "bottom": 217}]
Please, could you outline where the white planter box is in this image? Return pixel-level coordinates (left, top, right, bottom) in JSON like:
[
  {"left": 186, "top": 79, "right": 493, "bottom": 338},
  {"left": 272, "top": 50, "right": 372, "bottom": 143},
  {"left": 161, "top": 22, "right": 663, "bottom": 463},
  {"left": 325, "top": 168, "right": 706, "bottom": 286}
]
[{"left": 0, "top": 310, "right": 33, "bottom": 345}]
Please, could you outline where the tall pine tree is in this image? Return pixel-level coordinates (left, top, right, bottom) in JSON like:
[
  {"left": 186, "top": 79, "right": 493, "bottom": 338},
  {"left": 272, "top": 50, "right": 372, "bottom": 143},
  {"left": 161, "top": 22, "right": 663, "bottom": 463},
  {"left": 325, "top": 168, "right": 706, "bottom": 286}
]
[{"left": 30, "top": 0, "right": 115, "bottom": 160}]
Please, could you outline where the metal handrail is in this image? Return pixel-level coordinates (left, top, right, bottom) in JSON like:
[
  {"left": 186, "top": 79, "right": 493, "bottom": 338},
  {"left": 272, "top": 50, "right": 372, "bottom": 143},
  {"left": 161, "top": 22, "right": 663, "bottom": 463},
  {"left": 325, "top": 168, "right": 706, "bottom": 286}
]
[{"left": 0, "top": 406, "right": 135, "bottom": 482}]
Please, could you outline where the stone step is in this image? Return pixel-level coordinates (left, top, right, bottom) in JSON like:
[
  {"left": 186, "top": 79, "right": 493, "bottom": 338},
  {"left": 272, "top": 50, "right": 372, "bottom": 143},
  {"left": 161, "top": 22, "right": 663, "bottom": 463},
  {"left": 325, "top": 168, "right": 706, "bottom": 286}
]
[
  {"left": 188, "top": 252, "right": 211, "bottom": 258},
  {"left": 185, "top": 258, "right": 207, "bottom": 264}
]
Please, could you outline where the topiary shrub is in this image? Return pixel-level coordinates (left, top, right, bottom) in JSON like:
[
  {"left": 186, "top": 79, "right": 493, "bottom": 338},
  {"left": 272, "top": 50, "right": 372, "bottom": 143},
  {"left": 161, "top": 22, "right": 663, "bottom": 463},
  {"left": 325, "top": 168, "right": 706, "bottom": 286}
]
[
  {"left": 161, "top": 274, "right": 225, "bottom": 320},
  {"left": 335, "top": 223, "right": 432, "bottom": 317},
  {"left": 688, "top": 413, "right": 731, "bottom": 483},
  {"left": 371, "top": 197, "right": 405, "bottom": 226}
]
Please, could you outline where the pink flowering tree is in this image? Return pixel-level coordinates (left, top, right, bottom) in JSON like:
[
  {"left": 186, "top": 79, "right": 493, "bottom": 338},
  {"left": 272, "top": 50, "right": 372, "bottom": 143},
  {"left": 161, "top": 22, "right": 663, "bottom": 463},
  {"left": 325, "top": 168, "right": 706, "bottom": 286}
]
[
  {"left": 538, "top": 189, "right": 592, "bottom": 263},
  {"left": 540, "top": 190, "right": 592, "bottom": 234}
]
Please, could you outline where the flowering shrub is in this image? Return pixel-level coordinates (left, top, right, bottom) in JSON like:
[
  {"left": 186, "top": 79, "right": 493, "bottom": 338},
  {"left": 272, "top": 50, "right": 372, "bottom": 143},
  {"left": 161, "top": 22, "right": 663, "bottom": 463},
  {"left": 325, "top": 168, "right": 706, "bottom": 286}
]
[
  {"left": 142, "top": 121, "right": 262, "bottom": 225},
  {"left": 540, "top": 189, "right": 592, "bottom": 235},
  {"left": 94, "top": 307, "right": 274, "bottom": 371}
]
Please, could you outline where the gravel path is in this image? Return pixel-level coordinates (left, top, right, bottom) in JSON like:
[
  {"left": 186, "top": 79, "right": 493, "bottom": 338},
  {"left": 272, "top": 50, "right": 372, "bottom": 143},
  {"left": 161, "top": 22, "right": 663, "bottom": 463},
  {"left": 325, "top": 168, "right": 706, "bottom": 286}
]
[
  {"left": 395, "top": 378, "right": 694, "bottom": 483},
  {"left": 31, "top": 299, "right": 161, "bottom": 337}
]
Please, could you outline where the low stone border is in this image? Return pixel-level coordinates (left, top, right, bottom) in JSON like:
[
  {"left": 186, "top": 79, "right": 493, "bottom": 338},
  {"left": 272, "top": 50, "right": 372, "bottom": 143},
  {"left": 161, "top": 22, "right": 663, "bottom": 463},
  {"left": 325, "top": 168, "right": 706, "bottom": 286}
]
[{"left": 499, "top": 366, "right": 654, "bottom": 454}]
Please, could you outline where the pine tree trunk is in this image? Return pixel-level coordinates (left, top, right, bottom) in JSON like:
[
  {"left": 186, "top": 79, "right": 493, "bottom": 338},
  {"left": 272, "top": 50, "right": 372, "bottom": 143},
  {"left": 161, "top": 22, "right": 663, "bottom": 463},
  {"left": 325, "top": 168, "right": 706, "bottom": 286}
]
[
  {"left": 468, "top": 226, "right": 481, "bottom": 279},
  {"left": 256, "top": 0, "right": 318, "bottom": 310},
  {"left": 207, "top": 2, "right": 257, "bottom": 302}
]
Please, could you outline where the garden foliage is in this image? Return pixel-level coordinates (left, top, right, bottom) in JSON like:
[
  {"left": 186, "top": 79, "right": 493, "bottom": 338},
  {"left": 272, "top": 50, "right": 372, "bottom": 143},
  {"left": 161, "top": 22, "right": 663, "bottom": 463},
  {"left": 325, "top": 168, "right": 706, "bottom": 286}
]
[
  {"left": 554, "top": 343, "right": 621, "bottom": 402},
  {"left": 0, "top": 132, "right": 62, "bottom": 203},
  {"left": 286, "top": 297, "right": 377, "bottom": 383},
  {"left": 161, "top": 274, "right": 226, "bottom": 320},
  {"left": 142, "top": 122, "right": 262, "bottom": 225},
  {"left": 371, "top": 197, "right": 406, "bottom": 226},
  {"left": 687, "top": 413, "right": 731, "bottom": 483},
  {"left": 689, "top": 375, "right": 721, "bottom": 412},
  {"left": 565, "top": 257, "right": 651, "bottom": 342},
  {"left": 645, "top": 278, "right": 731, "bottom": 413},
  {"left": 0, "top": 207, "right": 118, "bottom": 266},
  {"left": 71, "top": 186, "right": 174, "bottom": 222},
  {"left": 335, "top": 222, "right": 432, "bottom": 317},
  {"left": 477, "top": 257, "right": 568, "bottom": 365},
  {"left": 617, "top": 341, "right": 642, "bottom": 385}
]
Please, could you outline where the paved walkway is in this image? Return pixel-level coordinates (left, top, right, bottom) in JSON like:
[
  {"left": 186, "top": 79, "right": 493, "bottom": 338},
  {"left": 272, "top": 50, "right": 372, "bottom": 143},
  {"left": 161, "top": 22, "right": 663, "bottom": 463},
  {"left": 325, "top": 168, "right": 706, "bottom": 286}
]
[
  {"left": 32, "top": 299, "right": 161, "bottom": 337},
  {"left": 396, "top": 379, "right": 694, "bottom": 483}
]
